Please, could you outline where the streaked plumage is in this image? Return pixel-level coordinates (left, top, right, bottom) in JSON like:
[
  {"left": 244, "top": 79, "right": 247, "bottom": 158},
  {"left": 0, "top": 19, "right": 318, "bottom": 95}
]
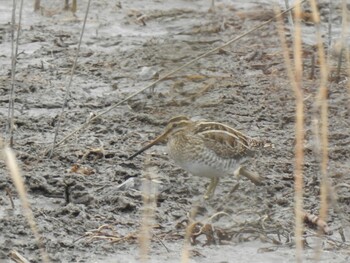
[{"left": 129, "top": 116, "right": 267, "bottom": 199}]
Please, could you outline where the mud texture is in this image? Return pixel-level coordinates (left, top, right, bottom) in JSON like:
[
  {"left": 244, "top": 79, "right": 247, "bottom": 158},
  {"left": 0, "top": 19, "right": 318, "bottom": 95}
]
[{"left": 1, "top": 0, "right": 350, "bottom": 262}]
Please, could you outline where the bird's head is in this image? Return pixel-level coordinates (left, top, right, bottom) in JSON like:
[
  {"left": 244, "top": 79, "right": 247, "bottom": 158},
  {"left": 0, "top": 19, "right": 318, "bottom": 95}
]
[{"left": 128, "top": 116, "right": 192, "bottom": 160}]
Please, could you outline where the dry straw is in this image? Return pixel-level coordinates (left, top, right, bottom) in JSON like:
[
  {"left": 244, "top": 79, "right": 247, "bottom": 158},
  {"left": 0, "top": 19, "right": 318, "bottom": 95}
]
[
  {"left": 290, "top": 2, "right": 304, "bottom": 262},
  {"left": 308, "top": 0, "right": 330, "bottom": 261},
  {"left": 275, "top": 1, "right": 304, "bottom": 261}
]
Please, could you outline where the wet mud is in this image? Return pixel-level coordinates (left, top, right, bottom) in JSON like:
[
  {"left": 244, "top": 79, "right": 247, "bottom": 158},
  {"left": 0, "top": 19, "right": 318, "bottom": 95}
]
[{"left": 0, "top": 0, "right": 350, "bottom": 262}]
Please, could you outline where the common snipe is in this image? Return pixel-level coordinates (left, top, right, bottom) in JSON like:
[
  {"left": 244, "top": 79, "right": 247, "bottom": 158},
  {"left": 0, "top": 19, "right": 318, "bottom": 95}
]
[{"left": 129, "top": 116, "right": 268, "bottom": 199}]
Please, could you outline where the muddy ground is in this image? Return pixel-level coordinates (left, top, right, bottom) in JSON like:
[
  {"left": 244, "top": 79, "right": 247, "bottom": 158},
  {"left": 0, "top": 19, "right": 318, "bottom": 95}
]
[{"left": 1, "top": 0, "right": 350, "bottom": 262}]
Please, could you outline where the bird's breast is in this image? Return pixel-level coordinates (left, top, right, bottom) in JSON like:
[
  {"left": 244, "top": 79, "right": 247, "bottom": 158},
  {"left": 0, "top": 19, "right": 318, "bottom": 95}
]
[{"left": 166, "top": 134, "right": 243, "bottom": 177}]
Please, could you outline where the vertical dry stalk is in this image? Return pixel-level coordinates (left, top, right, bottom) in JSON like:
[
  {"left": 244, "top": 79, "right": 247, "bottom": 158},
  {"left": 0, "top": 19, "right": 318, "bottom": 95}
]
[
  {"left": 275, "top": 2, "right": 304, "bottom": 261},
  {"left": 292, "top": 2, "right": 305, "bottom": 262},
  {"left": 8, "top": 0, "right": 16, "bottom": 146},
  {"left": 139, "top": 156, "right": 159, "bottom": 263},
  {"left": 34, "top": 0, "right": 40, "bottom": 11},
  {"left": 309, "top": 0, "right": 330, "bottom": 245},
  {"left": 308, "top": 1, "right": 331, "bottom": 261},
  {"left": 71, "top": 0, "right": 77, "bottom": 13},
  {"left": 1, "top": 141, "right": 50, "bottom": 263},
  {"left": 7, "top": 0, "right": 24, "bottom": 146}
]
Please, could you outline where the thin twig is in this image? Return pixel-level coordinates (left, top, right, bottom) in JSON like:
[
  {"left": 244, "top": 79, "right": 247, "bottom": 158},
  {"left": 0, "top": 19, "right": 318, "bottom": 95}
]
[
  {"left": 44, "top": 1, "right": 305, "bottom": 156},
  {"left": 5, "top": 187, "right": 15, "bottom": 209},
  {"left": 8, "top": 0, "right": 21, "bottom": 146},
  {"left": 336, "top": 46, "right": 343, "bottom": 82},
  {"left": 7, "top": 0, "right": 24, "bottom": 147},
  {"left": 9, "top": 250, "right": 30, "bottom": 263},
  {"left": 7, "top": 0, "right": 16, "bottom": 146},
  {"left": 284, "top": 0, "right": 294, "bottom": 36},
  {"left": 50, "top": 0, "right": 91, "bottom": 157}
]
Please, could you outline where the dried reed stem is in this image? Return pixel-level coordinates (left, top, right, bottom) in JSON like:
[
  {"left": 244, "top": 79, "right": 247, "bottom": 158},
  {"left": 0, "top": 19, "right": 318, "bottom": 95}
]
[
  {"left": 275, "top": 2, "right": 304, "bottom": 261},
  {"left": 309, "top": 0, "right": 330, "bottom": 228},
  {"left": 9, "top": 249, "right": 30, "bottom": 263},
  {"left": 7, "top": 0, "right": 16, "bottom": 146},
  {"left": 292, "top": 2, "right": 305, "bottom": 262},
  {"left": 8, "top": 0, "right": 24, "bottom": 146},
  {"left": 308, "top": 0, "right": 330, "bottom": 260}
]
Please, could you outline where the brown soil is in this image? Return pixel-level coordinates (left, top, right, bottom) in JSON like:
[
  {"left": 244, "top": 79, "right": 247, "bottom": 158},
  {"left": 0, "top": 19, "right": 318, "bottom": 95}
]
[{"left": 1, "top": 0, "right": 349, "bottom": 262}]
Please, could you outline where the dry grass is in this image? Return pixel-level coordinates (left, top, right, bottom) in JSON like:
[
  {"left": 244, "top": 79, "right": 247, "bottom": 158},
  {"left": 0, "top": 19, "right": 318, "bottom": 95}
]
[
  {"left": 291, "top": 2, "right": 304, "bottom": 262},
  {"left": 308, "top": 0, "right": 330, "bottom": 261},
  {"left": 275, "top": 2, "right": 304, "bottom": 261}
]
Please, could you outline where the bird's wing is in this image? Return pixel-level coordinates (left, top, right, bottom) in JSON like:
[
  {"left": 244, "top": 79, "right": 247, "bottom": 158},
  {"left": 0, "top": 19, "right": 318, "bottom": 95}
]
[{"left": 192, "top": 121, "right": 258, "bottom": 159}]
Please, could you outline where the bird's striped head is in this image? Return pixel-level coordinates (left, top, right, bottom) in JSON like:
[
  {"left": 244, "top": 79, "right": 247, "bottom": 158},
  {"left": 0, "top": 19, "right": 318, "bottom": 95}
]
[{"left": 128, "top": 116, "right": 192, "bottom": 160}]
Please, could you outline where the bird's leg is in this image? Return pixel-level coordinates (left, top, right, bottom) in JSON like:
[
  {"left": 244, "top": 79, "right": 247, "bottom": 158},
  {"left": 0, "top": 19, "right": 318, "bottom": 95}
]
[
  {"left": 64, "top": 0, "right": 77, "bottom": 13},
  {"left": 234, "top": 166, "right": 263, "bottom": 185},
  {"left": 64, "top": 0, "right": 69, "bottom": 10},
  {"left": 208, "top": 0, "right": 215, "bottom": 12},
  {"left": 204, "top": 177, "right": 219, "bottom": 199}
]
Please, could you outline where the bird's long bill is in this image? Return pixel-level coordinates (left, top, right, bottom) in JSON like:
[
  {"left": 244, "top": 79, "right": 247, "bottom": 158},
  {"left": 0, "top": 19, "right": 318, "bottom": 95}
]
[{"left": 128, "top": 132, "right": 169, "bottom": 160}]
